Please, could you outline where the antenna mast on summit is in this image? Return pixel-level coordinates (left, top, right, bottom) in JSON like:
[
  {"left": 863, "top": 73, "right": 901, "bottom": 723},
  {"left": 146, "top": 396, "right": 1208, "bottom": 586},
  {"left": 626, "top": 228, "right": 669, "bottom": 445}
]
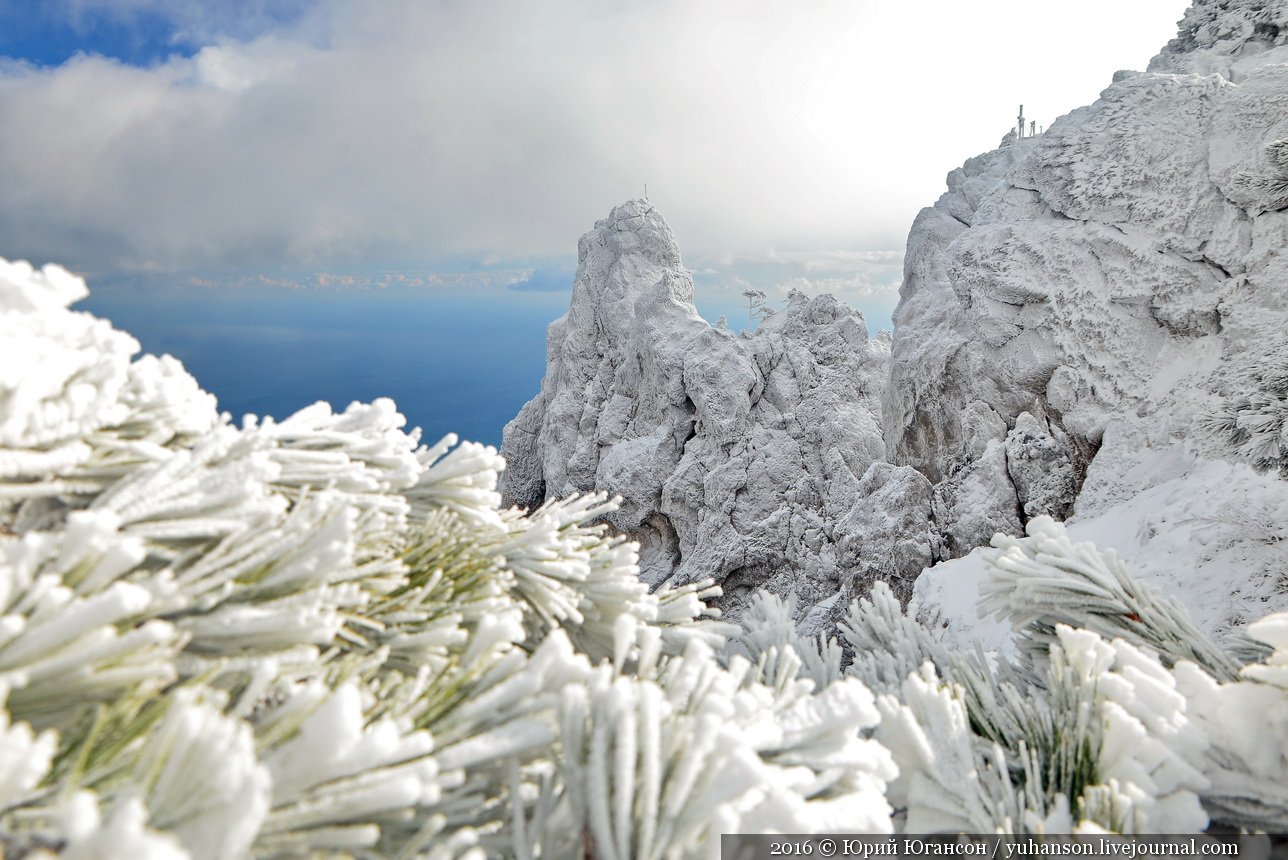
[
  {"left": 1017, "top": 104, "right": 1025, "bottom": 138},
  {"left": 644, "top": 182, "right": 649, "bottom": 200}
]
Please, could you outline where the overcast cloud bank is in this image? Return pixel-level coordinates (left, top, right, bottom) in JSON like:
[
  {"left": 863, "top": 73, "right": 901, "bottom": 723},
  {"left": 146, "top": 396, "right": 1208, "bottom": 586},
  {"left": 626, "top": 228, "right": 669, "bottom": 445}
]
[{"left": 0, "top": 0, "right": 1183, "bottom": 305}]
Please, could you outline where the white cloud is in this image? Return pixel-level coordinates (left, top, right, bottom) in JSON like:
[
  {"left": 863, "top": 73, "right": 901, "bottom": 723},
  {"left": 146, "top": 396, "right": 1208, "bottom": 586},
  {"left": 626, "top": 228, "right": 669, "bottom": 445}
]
[
  {"left": 694, "top": 250, "right": 901, "bottom": 298},
  {"left": 193, "top": 43, "right": 298, "bottom": 92},
  {"left": 685, "top": 246, "right": 904, "bottom": 329},
  {"left": 0, "top": 0, "right": 1187, "bottom": 277},
  {"left": 775, "top": 273, "right": 900, "bottom": 302}
]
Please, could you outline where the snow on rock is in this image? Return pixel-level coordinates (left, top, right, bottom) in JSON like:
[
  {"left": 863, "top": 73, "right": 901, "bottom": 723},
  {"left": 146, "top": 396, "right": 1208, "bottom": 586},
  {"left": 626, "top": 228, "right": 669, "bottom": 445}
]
[
  {"left": 915, "top": 452, "right": 1288, "bottom": 658},
  {"left": 906, "top": 0, "right": 1288, "bottom": 646},
  {"left": 832, "top": 462, "right": 938, "bottom": 610},
  {"left": 1004, "top": 411, "right": 1078, "bottom": 520},
  {"left": 501, "top": 199, "right": 895, "bottom": 622},
  {"left": 506, "top": 3, "right": 1288, "bottom": 640},
  {"left": 1148, "top": 0, "right": 1288, "bottom": 81},
  {"left": 931, "top": 438, "right": 1021, "bottom": 561}
]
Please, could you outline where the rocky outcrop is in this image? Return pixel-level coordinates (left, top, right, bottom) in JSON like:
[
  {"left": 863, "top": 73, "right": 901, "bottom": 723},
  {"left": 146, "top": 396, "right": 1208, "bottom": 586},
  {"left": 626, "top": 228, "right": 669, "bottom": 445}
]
[
  {"left": 506, "top": 1, "right": 1288, "bottom": 641},
  {"left": 886, "top": 1, "right": 1288, "bottom": 548},
  {"left": 902, "top": 0, "right": 1288, "bottom": 639},
  {"left": 1148, "top": 0, "right": 1288, "bottom": 81},
  {"left": 501, "top": 200, "right": 899, "bottom": 621}
]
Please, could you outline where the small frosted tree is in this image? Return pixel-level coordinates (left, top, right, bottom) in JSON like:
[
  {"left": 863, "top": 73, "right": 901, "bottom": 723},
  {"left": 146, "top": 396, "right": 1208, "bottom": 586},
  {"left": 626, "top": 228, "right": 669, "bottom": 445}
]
[{"left": 742, "top": 289, "right": 775, "bottom": 327}]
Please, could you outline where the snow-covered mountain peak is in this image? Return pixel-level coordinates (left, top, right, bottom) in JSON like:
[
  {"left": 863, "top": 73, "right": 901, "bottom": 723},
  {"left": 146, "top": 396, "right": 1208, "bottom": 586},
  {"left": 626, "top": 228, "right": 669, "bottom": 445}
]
[{"left": 578, "top": 197, "right": 683, "bottom": 269}]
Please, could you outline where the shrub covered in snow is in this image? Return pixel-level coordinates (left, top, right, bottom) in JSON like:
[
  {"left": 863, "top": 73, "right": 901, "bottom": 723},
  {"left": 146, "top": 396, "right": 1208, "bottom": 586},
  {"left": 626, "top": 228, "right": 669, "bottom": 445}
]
[
  {"left": 1205, "top": 347, "right": 1288, "bottom": 480},
  {"left": 1, "top": 258, "right": 1286, "bottom": 856}
]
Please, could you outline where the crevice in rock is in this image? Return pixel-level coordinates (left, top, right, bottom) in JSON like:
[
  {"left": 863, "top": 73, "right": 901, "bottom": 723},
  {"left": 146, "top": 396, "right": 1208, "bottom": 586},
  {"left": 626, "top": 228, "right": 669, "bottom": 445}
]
[
  {"left": 1199, "top": 255, "right": 1234, "bottom": 281},
  {"left": 1000, "top": 446, "right": 1029, "bottom": 528},
  {"left": 638, "top": 511, "right": 681, "bottom": 589}
]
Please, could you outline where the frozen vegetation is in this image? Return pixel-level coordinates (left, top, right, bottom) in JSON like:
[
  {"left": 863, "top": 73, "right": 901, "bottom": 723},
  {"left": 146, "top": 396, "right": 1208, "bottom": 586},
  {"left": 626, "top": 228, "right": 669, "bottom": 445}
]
[
  {"left": 3, "top": 0, "right": 1288, "bottom": 854},
  {"left": 2, "top": 257, "right": 1288, "bottom": 854}
]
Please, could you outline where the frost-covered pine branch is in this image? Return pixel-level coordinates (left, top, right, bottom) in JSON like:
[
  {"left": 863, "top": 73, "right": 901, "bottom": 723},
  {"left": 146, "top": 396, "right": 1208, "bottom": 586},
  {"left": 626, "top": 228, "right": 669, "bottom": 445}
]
[
  {"left": 0, "top": 256, "right": 875, "bottom": 857},
  {"left": 732, "top": 590, "right": 844, "bottom": 690},
  {"left": 848, "top": 596, "right": 1209, "bottom": 833},
  {"left": 1174, "top": 613, "right": 1288, "bottom": 832},
  {"left": 970, "top": 518, "right": 1286, "bottom": 833},
  {"left": 1203, "top": 343, "right": 1288, "bottom": 479},
  {"left": 4, "top": 253, "right": 1288, "bottom": 855},
  {"left": 980, "top": 517, "right": 1239, "bottom": 680}
]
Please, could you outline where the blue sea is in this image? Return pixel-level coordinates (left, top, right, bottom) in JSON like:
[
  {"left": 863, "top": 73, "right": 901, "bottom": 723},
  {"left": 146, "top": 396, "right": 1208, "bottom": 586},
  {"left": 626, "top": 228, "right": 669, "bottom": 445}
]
[{"left": 81, "top": 286, "right": 575, "bottom": 449}]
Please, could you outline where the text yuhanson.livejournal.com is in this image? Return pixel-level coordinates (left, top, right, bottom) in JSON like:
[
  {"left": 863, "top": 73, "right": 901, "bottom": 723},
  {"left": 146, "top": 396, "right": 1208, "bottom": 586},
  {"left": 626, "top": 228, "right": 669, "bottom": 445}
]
[{"left": 720, "top": 836, "right": 1276, "bottom": 860}]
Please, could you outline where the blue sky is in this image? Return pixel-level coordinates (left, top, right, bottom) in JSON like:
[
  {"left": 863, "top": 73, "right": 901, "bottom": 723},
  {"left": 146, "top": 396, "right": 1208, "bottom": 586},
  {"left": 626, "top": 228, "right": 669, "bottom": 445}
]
[
  {"left": 0, "top": 1, "right": 311, "bottom": 67},
  {"left": 0, "top": 5, "right": 183, "bottom": 67}
]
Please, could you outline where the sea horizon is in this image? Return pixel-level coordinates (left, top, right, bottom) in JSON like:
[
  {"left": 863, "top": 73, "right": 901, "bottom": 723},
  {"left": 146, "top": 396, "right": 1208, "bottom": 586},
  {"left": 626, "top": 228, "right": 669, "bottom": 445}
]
[{"left": 79, "top": 273, "right": 888, "bottom": 450}]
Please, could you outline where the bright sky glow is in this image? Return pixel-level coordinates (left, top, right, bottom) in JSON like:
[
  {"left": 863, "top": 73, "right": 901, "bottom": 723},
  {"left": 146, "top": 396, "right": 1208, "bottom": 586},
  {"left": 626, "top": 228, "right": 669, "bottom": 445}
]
[{"left": 0, "top": 0, "right": 1188, "bottom": 322}]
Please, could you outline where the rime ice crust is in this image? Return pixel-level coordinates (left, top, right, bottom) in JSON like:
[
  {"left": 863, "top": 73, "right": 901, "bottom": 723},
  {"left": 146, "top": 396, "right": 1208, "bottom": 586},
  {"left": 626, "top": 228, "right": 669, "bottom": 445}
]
[
  {"left": 1148, "top": 0, "right": 1288, "bottom": 80},
  {"left": 506, "top": 1, "right": 1288, "bottom": 639},
  {"left": 500, "top": 199, "right": 900, "bottom": 621},
  {"left": 900, "top": 0, "right": 1288, "bottom": 642}
]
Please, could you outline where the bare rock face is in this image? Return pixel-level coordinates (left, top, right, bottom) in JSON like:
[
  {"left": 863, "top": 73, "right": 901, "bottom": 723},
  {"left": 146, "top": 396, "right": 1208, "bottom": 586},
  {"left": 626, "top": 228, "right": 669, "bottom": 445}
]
[{"left": 501, "top": 199, "right": 896, "bottom": 621}]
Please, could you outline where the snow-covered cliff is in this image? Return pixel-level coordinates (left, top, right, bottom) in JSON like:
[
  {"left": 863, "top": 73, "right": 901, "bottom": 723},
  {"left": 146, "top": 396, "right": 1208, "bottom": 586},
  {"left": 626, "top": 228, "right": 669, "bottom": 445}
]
[
  {"left": 505, "top": 0, "right": 1288, "bottom": 644},
  {"left": 500, "top": 200, "right": 931, "bottom": 624},
  {"left": 901, "top": 0, "right": 1288, "bottom": 645}
]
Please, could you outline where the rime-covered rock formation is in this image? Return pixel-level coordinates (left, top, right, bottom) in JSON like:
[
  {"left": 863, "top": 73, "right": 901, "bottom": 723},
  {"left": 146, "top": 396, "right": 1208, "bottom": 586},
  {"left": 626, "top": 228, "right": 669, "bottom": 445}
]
[
  {"left": 501, "top": 200, "right": 912, "bottom": 622},
  {"left": 506, "top": 0, "right": 1288, "bottom": 642},
  {"left": 890, "top": 0, "right": 1288, "bottom": 515},
  {"left": 902, "top": 0, "right": 1288, "bottom": 642}
]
